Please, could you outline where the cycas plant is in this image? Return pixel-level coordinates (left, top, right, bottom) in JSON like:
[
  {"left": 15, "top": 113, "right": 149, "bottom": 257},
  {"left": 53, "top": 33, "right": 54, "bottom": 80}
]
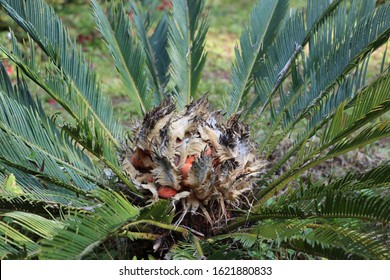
[{"left": 0, "top": 0, "right": 389, "bottom": 259}]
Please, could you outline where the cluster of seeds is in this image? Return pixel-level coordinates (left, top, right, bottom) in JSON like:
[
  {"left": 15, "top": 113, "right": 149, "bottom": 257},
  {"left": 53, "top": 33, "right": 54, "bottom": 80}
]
[{"left": 121, "top": 96, "right": 267, "bottom": 224}]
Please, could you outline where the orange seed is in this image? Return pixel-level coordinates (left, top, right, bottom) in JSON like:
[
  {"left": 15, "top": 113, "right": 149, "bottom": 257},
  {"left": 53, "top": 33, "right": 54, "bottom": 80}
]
[
  {"left": 158, "top": 186, "right": 177, "bottom": 199},
  {"left": 185, "top": 155, "right": 196, "bottom": 165},
  {"left": 180, "top": 163, "right": 192, "bottom": 178}
]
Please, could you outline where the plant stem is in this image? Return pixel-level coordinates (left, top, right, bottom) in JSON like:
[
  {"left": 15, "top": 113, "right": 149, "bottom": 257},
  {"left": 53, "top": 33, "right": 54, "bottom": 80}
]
[{"left": 123, "top": 219, "right": 189, "bottom": 237}]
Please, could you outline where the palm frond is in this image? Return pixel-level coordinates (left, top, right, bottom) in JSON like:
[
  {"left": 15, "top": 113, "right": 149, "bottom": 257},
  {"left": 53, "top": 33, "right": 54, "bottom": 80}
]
[
  {"left": 225, "top": 0, "right": 289, "bottom": 116},
  {"left": 256, "top": 1, "right": 389, "bottom": 155},
  {"left": 326, "top": 121, "right": 390, "bottom": 158},
  {"left": 0, "top": 36, "right": 133, "bottom": 190},
  {"left": 168, "top": 241, "right": 201, "bottom": 260},
  {"left": 0, "top": 211, "right": 63, "bottom": 259},
  {"left": 92, "top": 0, "right": 153, "bottom": 116},
  {"left": 0, "top": 67, "right": 102, "bottom": 204},
  {"left": 167, "top": 0, "right": 208, "bottom": 108},
  {"left": 249, "top": 0, "right": 344, "bottom": 116},
  {"left": 229, "top": 165, "right": 390, "bottom": 259},
  {"left": 0, "top": 192, "right": 93, "bottom": 217},
  {"left": 41, "top": 189, "right": 139, "bottom": 260},
  {"left": 131, "top": 3, "right": 170, "bottom": 104},
  {"left": 252, "top": 191, "right": 390, "bottom": 224},
  {"left": 0, "top": 59, "right": 38, "bottom": 111},
  {"left": 251, "top": 9, "right": 306, "bottom": 112},
  {"left": 278, "top": 164, "right": 390, "bottom": 205},
  {"left": 137, "top": 200, "right": 174, "bottom": 224},
  {"left": 61, "top": 118, "right": 141, "bottom": 196},
  {"left": 257, "top": 71, "right": 390, "bottom": 203},
  {"left": 227, "top": 219, "right": 389, "bottom": 259},
  {"left": 0, "top": 35, "right": 79, "bottom": 121},
  {"left": 324, "top": 73, "right": 390, "bottom": 144},
  {"left": 286, "top": 1, "right": 388, "bottom": 126},
  {"left": 168, "top": 237, "right": 207, "bottom": 260},
  {"left": 265, "top": 66, "right": 388, "bottom": 177},
  {"left": 250, "top": 169, "right": 390, "bottom": 224},
  {"left": 0, "top": 0, "right": 122, "bottom": 143}
]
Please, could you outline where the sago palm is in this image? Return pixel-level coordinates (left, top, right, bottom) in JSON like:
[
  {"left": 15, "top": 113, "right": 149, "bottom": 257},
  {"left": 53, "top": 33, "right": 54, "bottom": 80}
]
[{"left": 0, "top": 0, "right": 389, "bottom": 259}]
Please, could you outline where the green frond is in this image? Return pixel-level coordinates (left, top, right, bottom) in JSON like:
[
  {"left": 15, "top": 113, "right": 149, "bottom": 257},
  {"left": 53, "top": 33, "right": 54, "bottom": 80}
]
[
  {"left": 228, "top": 219, "right": 389, "bottom": 259},
  {"left": 226, "top": 0, "right": 289, "bottom": 116},
  {"left": 0, "top": 63, "right": 98, "bottom": 175},
  {"left": 0, "top": 169, "right": 94, "bottom": 214},
  {"left": 252, "top": 191, "right": 390, "bottom": 224},
  {"left": 61, "top": 118, "right": 141, "bottom": 196},
  {"left": 325, "top": 73, "right": 390, "bottom": 144},
  {"left": 137, "top": 200, "right": 174, "bottom": 224},
  {"left": 0, "top": 61, "right": 37, "bottom": 111},
  {"left": 254, "top": 173, "right": 389, "bottom": 224},
  {"left": 131, "top": 4, "right": 170, "bottom": 104},
  {"left": 287, "top": 1, "right": 389, "bottom": 126},
  {"left": 266, "top": 68, "right": 388, "bottom": 178},
  {"left": 258, "top": 72, "right": 390, "bottom": 203},
  {"left": 0, "top": 70, "right": 102, "bottom": 204},
  {"left": 0, "top": 193, "right": 91, "bottom": 217},
  {"left": 169, "top": 236, "right": 240, "bottom": 260},
  {"left": 168, "top": 241, "right": 200, "bottom": 260},
  {"left": 1, "top": 211, "right": 63, "bottom": 240},
  {"left": 279, "top": 164, "right": 390, "bottom": 205},
  {"left": 258, "top": 122, "right": 390, "bottom": 203},
  {"left": 251, "top": 9, "right": 306, "bottom": 111},
  {"left": 250, "top": 0, "right": 345, "bottom": 117},
  {"left": 113, "top": 200, "right": 177, "bottom": 244},
  {"left": 92, "top": 0, "right": 153, "bottom": 116},
  {"left": 41, "top": 189, "right": 139, "bottom": 260},
  {"left": 0, "top": 221, "right": 40, "bottom": 259},
  {"left": 0, "top": 211, "right": 63, "bottom": 259},
  {"left": 0, "top": 35, "right": 79, "bottom": 121},
  {"left": 0, "top": 36, "right": 129, "bottom": 185},
  {"left": 326, "top": 121, "right": 390, "bottom": 157},
  {"left": 231, "top": 165, "right": 390, "bottom": 259},
  {"left": 149, "top": 15, "right": 170, "bottom": 96},
  {"left": 0, "top": 0, "right": 122, "bottom": 143},
  {"left": 305, "top": 0, "right": 344, "bottom": 29},
  {"left": 0, "top": 170, "right": 94, "bottom": 210},
  {"left": 167, "top": 0, "right": 208, "bottom": 108},
  {"left": 168, "top": 236, "right": 207, "bottom": 260},
  {"left": 256, "top": 1, "right": 389, "bottom": 156},
  {"left": 284, "top": 237, "right": 365, "bottom": 260}
]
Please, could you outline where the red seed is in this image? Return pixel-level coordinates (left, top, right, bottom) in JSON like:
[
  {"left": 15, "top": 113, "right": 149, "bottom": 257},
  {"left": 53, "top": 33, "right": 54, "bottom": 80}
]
[
  {"left": 158, "top": 186, "right": 177, "bottom": 199},
  {"left": 185, "top": 155, "right": 196, "bottom": 164},
  {"left": 131, "top": 153, "right": 144, "bottom": 169},
  {"left": 131, "top": 149, "right": 153, "bottom": 169},
  {"left": 180, "top": 163, "right": 192, "bottom": 178}
]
